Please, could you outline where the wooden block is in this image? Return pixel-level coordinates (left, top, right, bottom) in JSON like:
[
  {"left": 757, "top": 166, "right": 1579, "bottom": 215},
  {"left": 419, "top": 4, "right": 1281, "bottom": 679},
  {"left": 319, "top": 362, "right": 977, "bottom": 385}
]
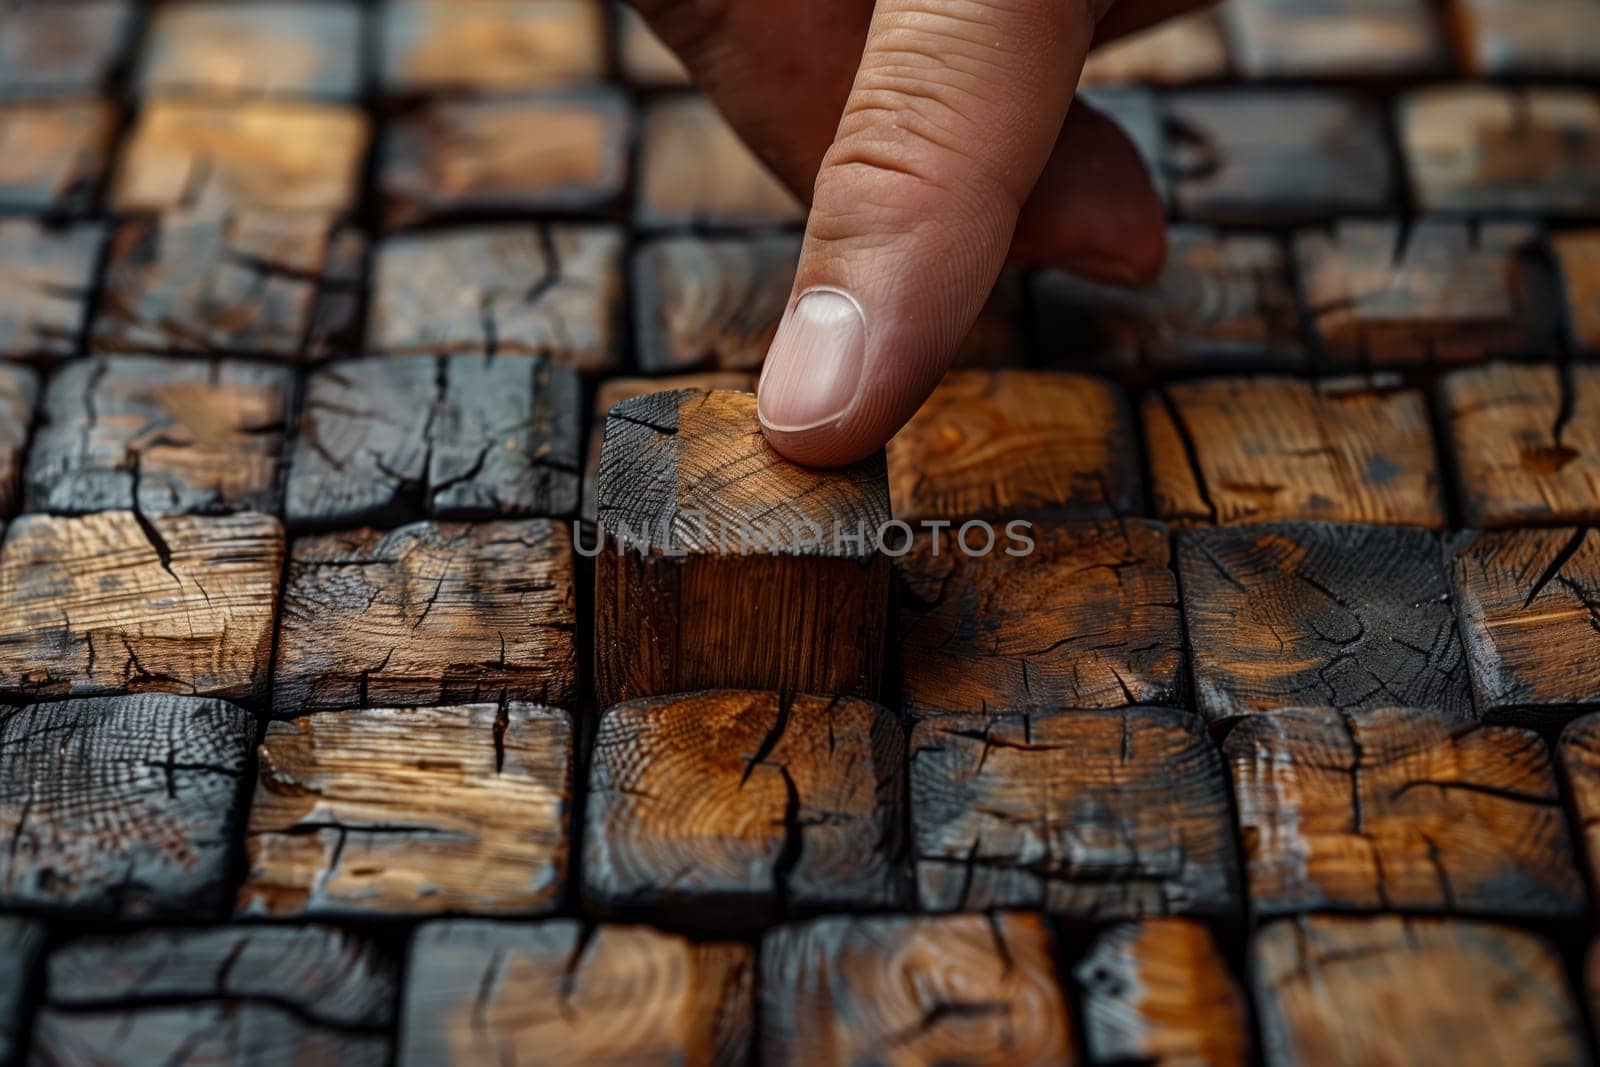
[
  {"left": 1554, "top": 229, "right": 1600, "bottom": 355},
  {"left": 583, "top": 690, "right": 906, "bottom": 930},
  {"left": 1144, "top": 375, "right": 1446, "bottom": 527},
  {"left": 636, "top": 95, "right": 804, "bottom": 229},
  {"left": 1080, "top": 10, "right": 1230, "bottom": 85},
  {"left": 760, "top": 912, "right": 1074, "bottom": 1066},
  {"left": 379, "top": 91, "right": 629, "bottom": 229},
  {"left": 1179, "top": 523, "right": 1470, "bottom": 723},
  {"left": 26, "top": 356, "right": 291, "bottom": 516},
  {"left": 138, "top": 1, "right": 364, "bottom": 100},
  {"left": 1452, "top": 0, "right": 1600, "bottom": 76},
  {"left": 0, "top": 0, "right": 133, "bottom": 98},
  {"left": 286, "top": 355, "right": 580, "bottom": 528},
  {"left": 0, "top": 512, "right": 283, "bottom": 703},
  {"left": 91, "top": 210, "right": 364, "bottom": 360},
  {"left": 910, "top": 707, "right": 1239, "bottom": 918},
  {"left": 0, "top": 218, "right": 102, "bottom": 359},
  {"left": 1452, "top": 528, "right": 1600, "bottom": 721},
  {"left": 616, "top": 3, "right": 690, "bottom": 88},
  {"left": 1401, "top": 87, "right": 1600, "bottom": 218},
  {"left": 272, "top": 519, "right": 577, "bottom": 716},
  {"left": 370, "top": 224, "right": 623, "bottom": 375},
  {"left": 1166, "top": 89, "right": 1395, "bottom": 224},
  {"left": 1075, "top": 920, "right": 1251, "bottom": 1067},
  {"left": 0, "top": 694, "right": 253, "bottom": 917},
  {"left": 1033, "top": 227, "right": 1305, "bottom": 379},
  {"left": 1557, "top": 715, "right": 1600, "bottom": 916},
  {"left": 111, "top": 99, "right": 369, "bottom": 214},
  {"left": 1228, "top": 706, "right": 1584, "bottom": 918},
  {"left": 1252, "top": 916, "right": 1589, "bottom": 1067},
  {"left": 0, "top": 99, "right": 114, "bottom": 213},
  {"left": 632, "top": 233, "right": 799, "bottom": 375},
  {"left": 36, "top": 926, "right": 395, "bottom": 1065},
  {"left": 897, "top": 520, "right": 1185, "bottom": 714},
  {"left": 401, "top": 920, "right": 751, "bottom": 1066},
  {"left": 594, "top": 389, "right": 891, "bottom": 707},
  {"left": 381, "top": 0, "right": 607, "bottom": 95},
  {"left": 240, "top": 703, "right": 572, "bottom": 918},
  {"left": 1439, "top": 363, "right": 1600, "bottom": 528},
  {"left": 0, "top": 918, "right": 43, "bottom": 1067},
  {"left": 1220, "top": 0, "right": 1446, "bottom": 78},
  {"left": 1296, "top": 219, "right": 1560, "bottom": 369},
  {"left": 0, "top": 362, "right": 33, "bottom": 516}
]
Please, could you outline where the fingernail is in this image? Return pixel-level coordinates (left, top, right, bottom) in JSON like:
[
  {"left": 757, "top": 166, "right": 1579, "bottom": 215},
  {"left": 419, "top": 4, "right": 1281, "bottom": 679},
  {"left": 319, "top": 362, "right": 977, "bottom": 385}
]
[{"left": 757, "top": 287, "right": 865, "bottom": 432}]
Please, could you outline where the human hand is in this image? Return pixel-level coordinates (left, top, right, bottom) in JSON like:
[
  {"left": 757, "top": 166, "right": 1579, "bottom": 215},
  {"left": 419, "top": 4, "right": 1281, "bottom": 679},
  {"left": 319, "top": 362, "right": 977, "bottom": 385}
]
[{"left": 632, "top": 0, "right": 1210, "bottom": 466}]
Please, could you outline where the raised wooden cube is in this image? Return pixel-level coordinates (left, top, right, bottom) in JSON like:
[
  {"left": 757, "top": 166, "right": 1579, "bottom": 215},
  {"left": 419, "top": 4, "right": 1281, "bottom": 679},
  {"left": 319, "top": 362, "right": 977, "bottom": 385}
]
[
  {"left": 1451, "top": 0, "right": 1600, "bottom": 75},
  {"left": 0, "top": 919, "right": 42, "bottom": 1066},
  {"left": 34, "top": 926, "right": 395, "bottom": 1064},
  {"left": 379, "top": 92, "right": 629, "bottom": 228},
  {"left": 1228, "top": 706, "right": 1584, "bottom": 918},
  {"left": 0, "top": 0, "right": 134, "bottom": 98},
  {"left": 137, "top": 1, "right": 363, "bottom": 100},
  {"left": 26, "top": 357, "right": 291, "bottom": 516},
  {"left": 380, "top": 0, "right": 607, "bottom": 94},
  {"left": 583, "top": 690, "right": 906, "bottom": 930},
  {"left": 897, "top": 519, "right": 1185, "bottom": 713},
  {"left": 1554, "top": 229, "right": 1600, "bottom": 355},
  {"left": 370, "top": 225, "right": 623, "bottom": 375},
  {"left": 0, "top": 100, "right": 114, "bottom": 213},
  {"left": 1220, "top": 0, "right": 1446, "bottom": 78},
  {"left": 0, "top": 512, "right": 283, "bottom": 703},
  {"left": 272, "top": 519, "right": 577, "bottom": 716},
  {"left": 760, "top": 913, "right": 1074, "bottom": 1066},
  {"left": 0, "top": 695, "right": 253, "bottom": 917},
  {"left": 632, "top": 234, "right": 799, "bottom": 375},
  {"left": 1452, "top": 528, "right": 1600, "bottom": 722},
  {"left": 1080, "top": 10, "right": 1230, "bottom": 85},
  {"left": 1144, "top": 375, "right": 1446, "bottom": 527},
  {"left": 239, "top": 704, "right": 573, "bottom": 918},
  {"left": 1179, "top": 524, "right": 1471, "bottom": 723},
  {"left": 286, "top": 355, "right": 581, "bottom": 528},
  {"left": 594, "top": 388, "right": 891, "bottom": 707},
  {"left": 0, "top": 363, "right": 34, "bottom": 516},
  {"left": 636, "top": 95, "right": 803, "bottom": 229},
  {"left": 910, "top": 708, "right": 1239, "bottom": 918},
  {"left": 401, "top": 920, "right": 751, "bottom": 1066},
  {"left": 1439, "top": 363, "right": 1600, "bottom": 527},
  {"left": 0, "top": 219, "right": 103, "bottom": 359},
  {"left": 1252, "top": 917, "right": 1588, "bottom": 1067}
]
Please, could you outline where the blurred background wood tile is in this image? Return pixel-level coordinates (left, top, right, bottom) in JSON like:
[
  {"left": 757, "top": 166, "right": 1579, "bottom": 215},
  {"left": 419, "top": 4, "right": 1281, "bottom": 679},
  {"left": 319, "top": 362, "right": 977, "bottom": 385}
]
[
  {"left": 0, "top": 219, "right": 102, "bottom": 359},
  {"left": 1220, "top": 0, "right": 1447, "bottom": 78},
  {"left": 1449, "top": 0, "right": 1600, "bottom": 76},
  {"left": 138, "top": 1, "right": 365, "bottom": 101},
  {"left": 0, "top": 99, "right": 114, "bottom": 213},
  {"left": 381, "top": 0, "right": 607, "bottom": 96},
  {"left": 636, "top": 95, "right": 804, "bottom": 229},
  {"left": 0, "top": 0, "right": 134, "bottom": 99},
  {"left": 0, "top": 918, "right": 42, "bottom": 1066}
]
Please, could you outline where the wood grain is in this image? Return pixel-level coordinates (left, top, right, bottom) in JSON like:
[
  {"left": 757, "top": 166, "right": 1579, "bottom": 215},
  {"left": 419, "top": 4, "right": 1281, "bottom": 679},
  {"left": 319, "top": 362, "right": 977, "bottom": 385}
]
[
  {"left": 1557, "top": 714, "right": 1600, "bottom": 916},
  {"left": 584, "top": 690, "right": 907, "bottom": 930},
  {"left": 286, "top": 354, "right": 581, "bottom": 528},
  {"left": 636, "top": 95, "right": 804, "bottom": 229},
  {"left": 595, "top": 389, "right": 891, "bottom": 707},
  {"left": 0, "top": 695, "right": 253, "bottom": 918},
  {"left": 0, "top": 362, "right": 33, "bottom": 516},
  {"left": 886, "top": 370, "right": 1139, "bottom": 523},
  {"left": 0, "top": 511, "right": 283, "bottom": 703},
  {"left": 272, "top": 519, "right": 577, "bottom": 716},
  {"left": 631, "top": 234, "right": 799, "bottom": 374},
  {"left": 36, "top": 925, "right": 394, "bottom": 1065},
  {"left": 1228, "top": 706, "right": 1584, "bottom": 918},
  {"left": 138, "top": 1, "right": 364, "bottom": 100},
  {"left": 0, "top": 917, "right": 43, "bottom": 1067},
  {"left": 401, "top": 919, "right": 752, "bottom": 1067},
  {"left": 1080, "top": 9, "right": 1230, "bottom": 85},
  {"left": 0, "top": 99, "right": 114, "bottom": 213},
  {"left": 370, "top": 224, "right": 623, "bottom": 375},
  {"left": 1220, "top": 0, "right": 1446, "bottom": 78},
  {"left": 0, "top": 0, "right": 133, "bottom": 98},
  {"left": 1554, "top": 229, "right": 1600, "bottom": 355},
  {"left": 760, "top": 912, "right": 1075, "bottom": 1066},
  {"left": 1439, "top": 362, "right": 1600, "bottom": 528},
  {"left": 0, "top": 218, "right": 103, "bottom": 359},
  {"left": 1451, "top": 527, "right": 1600, "bottom": 722},
  {"left": 26, "top": 356, "right": 291, "bottom": 516},
  {"left": 1252, "top": 916, "right": 1589, "bottom": 1066},
  {"left": 910, "top": 708, "right": 1239, "bottom": 918},
  {"left": 380, "top": 0, "right": 607, "bottom": 94},
  {"left": 1144, "top": 375, "right": 1446, "bottom": 527},
  {"left": 1178, "top": 523, "right": 1470, "bottom": 723},
  {"left": 240, "top": 703, "right": 572, "bottom": 918},
  {"left": 897, "top": 519, "right": 1185, "bottom": 713},
  {"left": 1075, "top": 920, "right": 1250, "bottom": 1067},
  {"left": 1451, "top": 0, "right": 1600, "bottom": 76}
]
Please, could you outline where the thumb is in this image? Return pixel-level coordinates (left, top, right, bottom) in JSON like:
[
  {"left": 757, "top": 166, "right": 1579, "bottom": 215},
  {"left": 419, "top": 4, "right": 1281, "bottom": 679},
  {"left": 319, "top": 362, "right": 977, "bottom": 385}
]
[{"left": 758, "top": 0, "right": 1102, "bottom": 467}]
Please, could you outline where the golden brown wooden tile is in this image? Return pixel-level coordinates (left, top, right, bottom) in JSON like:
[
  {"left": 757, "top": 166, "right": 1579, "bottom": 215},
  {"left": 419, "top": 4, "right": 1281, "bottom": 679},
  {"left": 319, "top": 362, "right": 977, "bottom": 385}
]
[
  {"left": 239, "top": 704, "right": 573, "bottom": 918},
  {"left": 138, "top": 1, "right": 364, "bottom": 100},
  {"left": 0, "top": 695, "right": 253, "bottom": 918},
  {"left": 616, "top": 3, "right": 690, "bottom": 88},
  {"left": 1252, "top": 917, "right": 1589, "bottom": 1067},
  {"left": 0, "top": 919, "right": 42, "bottom": 1066},
  {"left": 0, "top": 363, "right": 33, "bottom": 516},
  {"left": 897, "top": 520, "right": 1185, "bottom": 713},
  {"left": 594, "top": 389, "right": 891, "bottom": 708},
  {"left": 0, "top": 0, "right": 134, "bottom": 98},
  {"left": 1450, "top": 0, "right": 1600, "bottom": 76},
  {"left": 1144, "top": 375, "right": 1446, "bottom": 527},
  {"left": 1559, "top": 715, "right": 1600, "bottom": 918},
  {"left": 380, "top": 0, "right": 606, "bottom": 95},
  {"left": 1439, "top": 363, "right": 1600, "bottom": 528},
  {"left": 760, "top": 913, "right": 1074, "bottom": 1067},
  {"left": 1220, "top": 0, "right": 1447, "bottom": 78},
  {"left": 1228, "top": 706, "right": 1584, "bottom": 918},
  {"left": 1179, "top": 523, "right": 1470, "bottom": 723},
  {"left": 1554, "top": 229, "right": 1600, "bottom": 355},
  {"left": 402, "top": 920, "right": 751, "bottom": 1066},
  {"left": 0, "top": 219, "right": 102, "bottom": 359},
  {"left": 1080, "top": 9, "right": 1230, "bottom": 85},
  {"left": 26, "top": 356, "right": 291, "bottom": 516},
  {"left": 0, "top": 512, "right": 283, "bottom": 703},
  {"left": 583, "top": 690, "right": 907, "bottom": 930},
  {"left": 636, "top": 94, "right": 804, "bottom": 229},
  {"left": 0, "top": 99, "right": 114, "bottom": 213},
  {"left": 910, "top": 708, "right": 1239, "bottom": 918}
]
